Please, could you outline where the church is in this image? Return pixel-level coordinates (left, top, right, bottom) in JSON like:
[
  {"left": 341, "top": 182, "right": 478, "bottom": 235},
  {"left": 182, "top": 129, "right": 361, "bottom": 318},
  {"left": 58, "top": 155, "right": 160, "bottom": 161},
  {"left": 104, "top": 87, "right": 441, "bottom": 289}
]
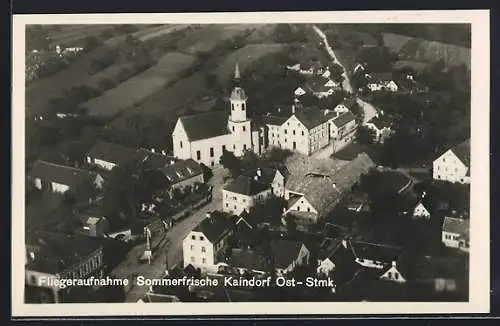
[{"left": 172, "top": 64, "right": 264, "bottom": 167}]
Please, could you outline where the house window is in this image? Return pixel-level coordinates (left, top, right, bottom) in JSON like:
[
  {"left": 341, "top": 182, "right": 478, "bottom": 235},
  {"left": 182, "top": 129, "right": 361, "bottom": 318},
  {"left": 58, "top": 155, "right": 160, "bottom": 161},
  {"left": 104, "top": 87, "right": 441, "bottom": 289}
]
[
  {"left": 191, "top": 235, "right": 196, "bottom": 240},
  {"left": 297, "top": 206, "right": 300, "bottom": 211},
  {"left": 190, "top": 245, "right": 194, "bottom": 250},
  {"left": 180, "top": 141, "right": 183, "bottom": 148},
  {"left": 210, "top": 147, "right": 214, "bottom": 157},
  {"left": 395, "top": 273, "right": 399, "bottom": 280},
  {"left": 243, "top": 198, "right": 246, "bottom": 203},
  {"left": 226, "top": 203, "right": 229, "bottom": 207},
  {"left": 202, "top": 258, "right": 207, "bottom": 264},
  {"left": 293, "top": 130, "right": 296, "bottom": 135},
  {"left": 388, "top": 272, "right": 392, "bottom": 279},
  {"left": 191, "top": 257, "right": 195, "bottom": 263},
  {"left": 243, "top": 126, "right": 246, "bottom": 131},
  {"left": 211, "top": 161, "right": 214, "bottom": 167},
  {"left": 222, "top": 145, "right": 226, "bottom": 152},
  {"left": 307, "top": 207, "right": 310, "bottom": 212},
  {"left": 232, "top": 104, "right": 235, "bottom": 111},
  {"left": 233, "top": 144, "right": 236, "bottom": 150},
  {"left": 284, "top": 129, "right": 288, "bottom": 134},
  {"left": 243, "top": 144, "right": 247, "bottom": 151},
  {"left": 201, "top": 246, "right": 206, "bottom": 253},
  {"left": 200, "top": 236, "right": 204, "bottom": 241},
  {"left": 234, "top": 205, "right": 237, "bottom": 210},
  {"left": 242, "top": 103, "right": 245, "bottom": 111},
  {"left": 302, "top": 131, "right": 304, "bottom": 136},
  {"left": 232, "top": 126, "right": 235, "bottom": 132},
  {"left": 196, "top": 150, "right": 201, "bottom": 160}
]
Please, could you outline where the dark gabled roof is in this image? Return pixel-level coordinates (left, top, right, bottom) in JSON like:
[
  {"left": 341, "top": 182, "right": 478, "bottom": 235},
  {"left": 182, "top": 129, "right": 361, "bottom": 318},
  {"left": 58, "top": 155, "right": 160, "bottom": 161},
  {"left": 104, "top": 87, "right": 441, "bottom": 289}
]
[
  {"left": 332, "top": 111, "right": 356, "bottom": 128},
  {"left": 368, "top": 114, "right": 392, "bottom": 130},
  {"left": 369, "top": 72, "right": 394, "bottom": 82},
  {"left": 228, "top": 248, "right": 268, "bottom": 272},
  {"left": 194, "top": 211, "right": 233, "bottom": 243},
  {"left": 442, "top": 217, "right": 469, "bottom": 238},
  {"left": 223, "top": 175, "right": 270, "bottom": 196},
  {"left": 179, "top": 110, "right": 230, "bottom": 142},
  {"left": 87, "top": 141, "right": 143, "bottom": 166},
  {"left": 161, "top": 159, "right": 203, "bottom": 185},
  {"left": 350, "top": 240, "right": 402, "bottom": 263},
  {"left": 294, "top": 108, "right": 329, "bottom": 130},
  {"left": 137, "top": 148, "right": 177, "bottom": 170},
  {"left": 451, "top": 139, "right": 470, "bottom": 167},
  {"left": 25, "top": 230, "right": 104, "bottom": 274},
  {"left": 262, "top": 114, "right": 288, "bottom": 126},
  {"left": 323, "top": 223, "right": 348, "bottom": 240},
  {"left": 271, "top": 240, "right": 304, "bottom": 269},
  {"left": 241, "top": 166, "right": 280, "bottom": 185},
  {"left": 31, "top": 160, "right": 99, "bottom": 188}
]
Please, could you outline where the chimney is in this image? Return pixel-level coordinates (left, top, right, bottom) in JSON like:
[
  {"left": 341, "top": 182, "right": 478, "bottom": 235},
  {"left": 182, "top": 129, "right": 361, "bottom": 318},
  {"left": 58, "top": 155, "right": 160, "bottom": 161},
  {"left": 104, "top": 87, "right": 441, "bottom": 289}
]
[
  {"left": 29, "top": 251, "right": 35, "bottom": 260},
  {"left": 254, "top": 175, "right": 259, "bottom": 181},
  {"left": 392, "top": 260, "right": 397, "bottom": 268},
  {"left": 256, "top": 168, "right": 262, "bottom": 177},
  {"left": 292, "top": 105, "right": 295, "bottom": 114},
  {"left": 341, "top": 240, "right": 347, "bottom": 249},
  {"left": 150, "top": 148, "right": 155, "bottom": 153},
  {"left": 422, "top": 191, "right": 426, "bottom": 199},
  {"left": 161, "top": 150, "right": 166, "bottom": 156},
  {"left": 205, "top": 212, "right": 212, "bottom": 219},
  {"left": 332, "top": 183, "right": 337, "bottom": 189}
]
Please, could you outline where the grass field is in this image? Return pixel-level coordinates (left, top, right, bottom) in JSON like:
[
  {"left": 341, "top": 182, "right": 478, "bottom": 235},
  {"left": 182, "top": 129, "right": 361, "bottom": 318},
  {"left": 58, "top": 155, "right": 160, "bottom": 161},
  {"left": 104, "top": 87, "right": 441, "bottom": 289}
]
[
  {"left": 133, "top": 24, "right": 190, "bottom": 42},
  {"left": 382, "top": 33, "right": 413, "bottom": 54},
  {"left": 83, "top": 62, "right": 136, "bottom": 88},
  {"left": 175, "top": 24, "right": 259, "bottom": 54},
  {"left": 213, "top": 43, "right": 285, "bottom": 82},
  {"left": 26, "top": 26, "right": 166, "bottom": 116},
  {"left": 46, "top": 25, "right": 114, "bottom": 46},
  {"left": 80, "top": 52, "right": 197, "bottom": 116},
  {"left": 398, "top": 38, "right": 471, "bottom": 69}
]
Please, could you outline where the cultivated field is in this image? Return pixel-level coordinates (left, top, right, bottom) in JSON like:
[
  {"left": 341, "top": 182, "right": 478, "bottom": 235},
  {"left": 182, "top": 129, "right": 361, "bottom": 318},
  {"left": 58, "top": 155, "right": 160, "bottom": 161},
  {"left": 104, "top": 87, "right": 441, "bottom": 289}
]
[
  {"left": 382, "top": 33, "right": 414, "bottom": 54},
  {"left": 80, "top": 52, "right": 197, "bottom": 116},
  {"left": 25, "top": 25, "right": 180, "bottom": 116},
  {"left": 45, "top": 25, "right": 113, "bottom": 45},
  {"left": 176, "top": 24, "right": 261, "bottom": 54},
  {"left": 398, "top": 38, "right": 471, "bottom": 69},
  {"left": 83, "top": 63, "right": 135, "bottom": 88},
  {"left": 213, "top": 43, "right": 285, "bottom": 82},
  {"left": 133, "top": 24, "right": 190, "bottom": 42}
]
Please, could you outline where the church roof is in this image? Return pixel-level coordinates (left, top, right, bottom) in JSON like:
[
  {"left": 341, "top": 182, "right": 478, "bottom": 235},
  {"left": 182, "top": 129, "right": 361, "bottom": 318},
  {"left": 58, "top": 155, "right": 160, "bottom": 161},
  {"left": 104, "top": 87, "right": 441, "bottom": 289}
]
[
  {"left": 179, "top": 110, "right": 230, "bottom": 142},
  {"left": 230, "top": 87, "right": 247, "bottom": 101}
]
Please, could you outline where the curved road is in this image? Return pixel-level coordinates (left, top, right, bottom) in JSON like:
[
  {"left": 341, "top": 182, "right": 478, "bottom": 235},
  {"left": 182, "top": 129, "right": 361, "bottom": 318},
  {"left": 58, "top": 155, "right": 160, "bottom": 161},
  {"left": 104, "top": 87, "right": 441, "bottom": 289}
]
[{"left": 312, "top": 25, "right": 378, "bottom": 123}]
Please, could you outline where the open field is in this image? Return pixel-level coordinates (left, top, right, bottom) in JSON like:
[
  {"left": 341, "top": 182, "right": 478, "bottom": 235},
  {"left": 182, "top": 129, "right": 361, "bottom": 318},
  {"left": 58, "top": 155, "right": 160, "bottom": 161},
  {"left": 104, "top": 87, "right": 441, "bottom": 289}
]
[
  {"left": 213, "top": 43, "right": 285, "bottom": 82},
  {"left": 26, "top": 26, "right": 166, "bottom": 116},
  {"left": 45, "top": 25, "right": 114, "bottom": 45},
  {"left": 80, "top": 52, "right": 197, "bottom": 116},
  {"left": 133, "top": 24, "right": 190, "bottom": 42},
  {"left": 83, "top": 63, "right": 135, "bottom": 88},
  {"left": 176, "top": 24, "right": 260, "bottom": 54}
]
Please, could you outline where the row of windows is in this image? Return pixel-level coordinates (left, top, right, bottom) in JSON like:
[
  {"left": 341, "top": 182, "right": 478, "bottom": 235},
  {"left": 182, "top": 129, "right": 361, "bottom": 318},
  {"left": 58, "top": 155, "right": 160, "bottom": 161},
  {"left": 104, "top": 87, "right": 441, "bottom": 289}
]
[
  {"left": 231, "top": 126, "right": 247, "bottom": 132},
  {"left": 191, "top": 235, "right": 205, "bottom": 241},
  {"left": 284, "top": 129, "right": 306, "bottom": 136},
  {"left": 436, "top": 166, "right": 459, "bottom": 173},
  {"left": 190, "top": 256, "right": 207, "bottom": 264},
  {"left": 444, "top": 234, "right": 459, "bottom": 241},
  {"left": 190, "top": 245, "right": 206, "bottom": 252},
  {"left": 231, "top": 103, "right": 246, "bottom": 111}
]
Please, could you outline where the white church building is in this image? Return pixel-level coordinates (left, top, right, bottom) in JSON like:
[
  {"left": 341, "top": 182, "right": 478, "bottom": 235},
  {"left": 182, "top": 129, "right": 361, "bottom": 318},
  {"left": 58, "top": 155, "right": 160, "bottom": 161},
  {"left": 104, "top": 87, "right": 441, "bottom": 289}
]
[{"left": 172, "top": 64, "right": 262, "bottom": 167}]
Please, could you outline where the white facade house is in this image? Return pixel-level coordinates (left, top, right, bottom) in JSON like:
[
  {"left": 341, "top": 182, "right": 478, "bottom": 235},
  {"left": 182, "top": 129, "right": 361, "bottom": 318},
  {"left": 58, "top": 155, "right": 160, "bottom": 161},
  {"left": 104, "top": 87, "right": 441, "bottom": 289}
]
[
  {"left": 433, "top": 139, "right": 470, "bottom": 184},
  {"left": 294, "top": 87, "right": 307, "bottom": 97},
  {"left": 441, "top": 216, "right": 469, "bottom": 251},
  {"left": 182, "top": 212, "right": 233, "bottom": 272},
  {"left": 413, "top": 202, "right": 431, "bottom": 220},
  {"left": 327, "top": 110, "right": 357, "bottom": 152},
  {"left": 222, "top": 169, "right": 275, "bottom": 215},
  {"left": 364, "top": 113, "right": 393, "bottom": 144},
  {"left": 173, "top": 64, "right": 260, "bottom": 166},
  {"left": 31, "top": 160, "right": 104, "bottom": 194},
  {"left": 379, "top": 261, "right": 407, "bottom": 283}
]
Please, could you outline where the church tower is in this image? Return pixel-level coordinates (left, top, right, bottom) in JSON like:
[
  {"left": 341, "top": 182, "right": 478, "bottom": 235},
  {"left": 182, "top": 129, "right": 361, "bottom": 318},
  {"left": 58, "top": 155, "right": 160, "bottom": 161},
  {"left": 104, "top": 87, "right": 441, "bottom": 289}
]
[{"left": 228, "top": 63, "right": 252, "bottom": 156}]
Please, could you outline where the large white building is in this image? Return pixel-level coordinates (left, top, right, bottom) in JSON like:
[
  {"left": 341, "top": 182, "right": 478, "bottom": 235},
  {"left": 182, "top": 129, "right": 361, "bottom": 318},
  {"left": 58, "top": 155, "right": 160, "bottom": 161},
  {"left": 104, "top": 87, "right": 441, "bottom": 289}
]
[
  {"left": 172, "top": 65, "right": 262, "bottom": 167},
  {"left": 433, "top": 139, "right": 470, "bottom": 184},
  {"left": 182, "top": 211, "right": 234, "bottom": 272}
]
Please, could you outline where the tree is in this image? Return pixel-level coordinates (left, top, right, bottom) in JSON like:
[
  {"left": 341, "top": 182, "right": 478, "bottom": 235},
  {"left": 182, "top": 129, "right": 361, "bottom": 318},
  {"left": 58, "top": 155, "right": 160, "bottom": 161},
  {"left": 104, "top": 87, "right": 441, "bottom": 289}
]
[
  {"left": 329, "top": 63, "right": 345, "bottom": 84},
  {"left": 265, "top": 147, "right": 293, "bottom": 164},
  {"left": 219, "top": 149, "right": 241, "bottom": 176},
  {"left": 285, "top": 214, "right": 298, "bottom": 234},
  {"left": 241, "top": 150, "right": 259, "bottom": 172},
  {"left": 356, "top": 125, "right": 376, "bottom": 145}
]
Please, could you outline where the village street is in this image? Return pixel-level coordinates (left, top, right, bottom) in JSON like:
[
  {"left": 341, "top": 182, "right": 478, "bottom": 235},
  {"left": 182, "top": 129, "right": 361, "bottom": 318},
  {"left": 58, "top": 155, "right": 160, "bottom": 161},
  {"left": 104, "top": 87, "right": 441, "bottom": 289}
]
[
  {"left": 312, "top": 25, "right": 378, "bottom": 124},
  {"left": 114, "top": 167, "right": 226, "bottom": 302}
]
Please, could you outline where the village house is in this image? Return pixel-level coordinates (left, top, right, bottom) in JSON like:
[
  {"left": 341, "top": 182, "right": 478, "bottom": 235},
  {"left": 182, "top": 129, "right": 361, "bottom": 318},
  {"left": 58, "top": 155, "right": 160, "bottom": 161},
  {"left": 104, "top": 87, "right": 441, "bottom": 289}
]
[
  {"left": 287, "top": 60, "right": 326, "bottom": 75},
  {"left": 182, "top": 211, "right": 234, "bottom": 272},
  {"left": 441, "top": 215, "right": 470, "bottom": 251},
  {"left": 348, "top": 240, "right": 402, "bottom": 270},
  {"left": 326, "top": 110, "right": 357, "bottom": 152},
  {"left": 295, "top": 75, "right": 340, "bottom": 99},
  {"left": 284, "top": 153, "right": 375, "bottom": 225},
  {"left": 160, "top": 158, "right": 204, "bottom": 192},
  {"left": 363, "top": 112, "right": 393, "bottom": 143},
  {"left": 366, "top": 72, "right": 399, "bottom": 92},
  {"left": 271, "top": 239, "right": 310, "bottom": 275},
  {"left": 222, "top": 169, "right": 274, "bottom": 215},
  {"left": 76, "top": 209, "right": 109, "bottom": 238},
  {"left": 31, "top": 160, "right": 104, "bottom": 194},
  {"left": 316, "top": 238, "right": 343, "bottom": 276},
  {"left": 25, "top": 230, "right": 105, "bottom": 303},
  {"left": 172, "top": 64, "right": 263, "bottom": 167},
  {"left": 379, "top": 258, "right": 409, "bottom": 284},
  {"left": 412, "top": 200, "right": 432, "bottom": 220},
  {"left": 86, "top": 142, "right": 145, "bottom": 171},
  {"left": 433, "top": 139, "right": 470, "bottom": 184},
  {"left": 224, "top": 248, "right": 269, "bottom": 276}
]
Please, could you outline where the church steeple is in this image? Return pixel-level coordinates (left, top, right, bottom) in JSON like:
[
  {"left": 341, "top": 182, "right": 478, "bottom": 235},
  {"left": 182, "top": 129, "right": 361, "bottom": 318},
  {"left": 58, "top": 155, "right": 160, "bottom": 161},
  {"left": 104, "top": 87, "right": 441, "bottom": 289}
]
[{"left": 234, "top": 63, "right": 241, "bottom": 82}]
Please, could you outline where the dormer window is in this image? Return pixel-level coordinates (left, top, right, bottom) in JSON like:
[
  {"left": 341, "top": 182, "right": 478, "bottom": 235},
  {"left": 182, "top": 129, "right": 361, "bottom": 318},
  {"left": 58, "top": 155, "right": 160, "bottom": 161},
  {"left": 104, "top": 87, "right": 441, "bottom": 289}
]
[{"left": 242, "top": 103, "right": 245, "bottom": 111}]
